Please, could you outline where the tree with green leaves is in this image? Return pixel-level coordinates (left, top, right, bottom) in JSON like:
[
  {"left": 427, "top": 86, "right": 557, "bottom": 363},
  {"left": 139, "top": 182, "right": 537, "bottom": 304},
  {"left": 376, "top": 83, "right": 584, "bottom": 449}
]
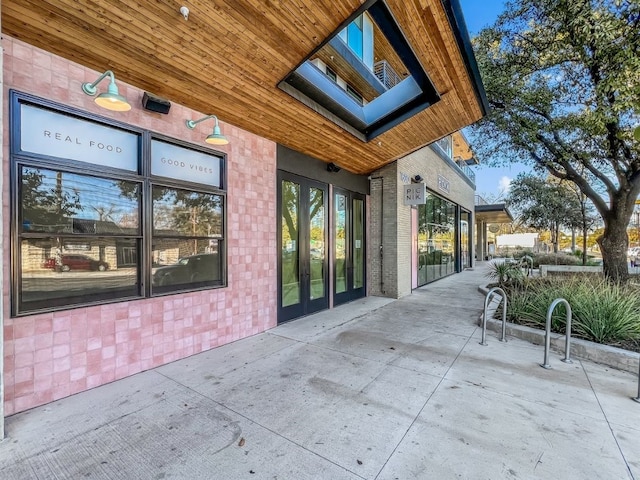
[
  {"left": 152, "top": 188, "right": 223, "bottom": 239},
  {"left": 469, "top": 0, "right": 640, "bottom": 281},
  {"left": 507, "top": 174, "right": 584, "bottom": 253},
  {"left": 21, "top": 168, "right": 81, "bottom": 232}
]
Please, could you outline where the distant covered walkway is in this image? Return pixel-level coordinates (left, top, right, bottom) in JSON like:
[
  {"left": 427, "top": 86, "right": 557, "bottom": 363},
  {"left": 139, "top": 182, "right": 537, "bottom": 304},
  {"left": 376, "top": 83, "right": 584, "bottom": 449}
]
[{"left": 475, "top": 194, "right": 514, "bottom": 260}]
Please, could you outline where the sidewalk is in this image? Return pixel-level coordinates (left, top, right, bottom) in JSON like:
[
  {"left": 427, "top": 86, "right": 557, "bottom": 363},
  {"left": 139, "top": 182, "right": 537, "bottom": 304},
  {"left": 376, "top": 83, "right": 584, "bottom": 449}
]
[{"left": 1, "top": 263, "right": 638, "bottom": 479}]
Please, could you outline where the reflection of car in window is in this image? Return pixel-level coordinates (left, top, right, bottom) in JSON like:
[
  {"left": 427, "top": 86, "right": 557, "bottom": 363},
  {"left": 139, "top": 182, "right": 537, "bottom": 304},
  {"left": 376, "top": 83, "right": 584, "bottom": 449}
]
[
  {"left": 43, "top": 254, "right": 109, "bottom": 272},
  {"left": 152, "top": 253, "right": 220, "bottom": 287}
]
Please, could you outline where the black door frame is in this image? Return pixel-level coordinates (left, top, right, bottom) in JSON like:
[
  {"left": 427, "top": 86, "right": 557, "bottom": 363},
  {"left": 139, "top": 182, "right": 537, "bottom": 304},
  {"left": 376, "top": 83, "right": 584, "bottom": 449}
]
[
  {"left": 333, "top": 188, "right": 366, "bottom": 306},
  {"left": 277, "top": 171, "right": 329, "bottom": 323}
]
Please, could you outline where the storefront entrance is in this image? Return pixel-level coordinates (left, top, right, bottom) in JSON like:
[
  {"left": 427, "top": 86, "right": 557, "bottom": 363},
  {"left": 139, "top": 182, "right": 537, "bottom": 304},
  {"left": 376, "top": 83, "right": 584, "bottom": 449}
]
[
  {"left": 277, "top": 171, "right": 367, "bottom": 322},
  {"left": 416, "top": 192, "right": 457, "bottom": 286},
  {"left": 278, "top": 172, "right": 329, "bottom": 323},
  {"left": 333, "top": 188, "right": 366, "bottom": 306}
]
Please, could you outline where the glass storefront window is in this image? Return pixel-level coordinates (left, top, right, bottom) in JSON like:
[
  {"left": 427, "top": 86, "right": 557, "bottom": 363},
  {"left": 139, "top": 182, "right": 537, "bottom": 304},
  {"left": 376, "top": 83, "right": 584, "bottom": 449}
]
[
  {"left": 18, "top": 166, "right": 142, "bottom": 312},
  {"left": 21, "top": 167, "right": 140, "bottom": 235},
  {"left": 12, "top": 94, "right": 227, "bottom": 315},
  {"left": 20, "top": 237, "right": 140, "bottom": 312},
  {"left": 151, "top": 187, "right": 224, "bottom": 293},
  {"left": 417, "top": 192, "right": 457, "bottom": 286}
]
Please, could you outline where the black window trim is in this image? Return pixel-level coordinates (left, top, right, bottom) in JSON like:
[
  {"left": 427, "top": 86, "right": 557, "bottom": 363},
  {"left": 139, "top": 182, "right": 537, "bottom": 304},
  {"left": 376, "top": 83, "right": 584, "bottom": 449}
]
[{"left": 10, "top": 90, "right": 228, "bottom": 316}]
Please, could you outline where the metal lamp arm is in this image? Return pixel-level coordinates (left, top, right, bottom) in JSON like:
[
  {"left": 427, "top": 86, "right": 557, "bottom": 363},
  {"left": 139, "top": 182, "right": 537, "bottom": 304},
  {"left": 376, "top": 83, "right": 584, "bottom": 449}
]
[
  {"left": 82, "top": 70, "right": 115, "bottom": 96},
  {"left": 186, "top": 115, "right": 219, "bottom": 129}
]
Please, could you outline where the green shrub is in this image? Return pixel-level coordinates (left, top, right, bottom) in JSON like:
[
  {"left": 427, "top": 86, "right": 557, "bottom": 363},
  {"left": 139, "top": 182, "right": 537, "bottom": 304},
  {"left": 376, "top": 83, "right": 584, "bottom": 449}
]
[
  {"left": 571, "top": 281, "right": 640, "bottom": 344},
  {"left": 503, "top": 277, "right": 640, "bottom": 345},
  {"left": 511, "top": 249, "right": 534, "bottom": 260},
  {"left": 530, "top": 253, "right": 581, "bottom": 268},
  {"left": 485, "top": 261, "right": 525, "bottom": 287}
]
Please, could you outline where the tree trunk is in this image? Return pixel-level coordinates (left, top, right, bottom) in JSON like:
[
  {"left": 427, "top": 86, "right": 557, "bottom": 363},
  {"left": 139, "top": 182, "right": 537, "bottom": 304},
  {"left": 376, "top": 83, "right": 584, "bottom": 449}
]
[
  {"left": 598, "top": 220, "right": 629, "bottom": 283},
  {"left": 581, "top": 201, "right": 588, "bottom": 266}
]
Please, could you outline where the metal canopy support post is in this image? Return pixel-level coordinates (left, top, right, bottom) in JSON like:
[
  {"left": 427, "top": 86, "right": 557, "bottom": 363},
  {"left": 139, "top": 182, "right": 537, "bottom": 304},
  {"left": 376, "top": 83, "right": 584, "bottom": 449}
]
[
  {"left": 541, "top": 298, "right": 572, "bottom": 369},
  {"left": 480, "top": 287, "right": 507, "bottom": 346}
]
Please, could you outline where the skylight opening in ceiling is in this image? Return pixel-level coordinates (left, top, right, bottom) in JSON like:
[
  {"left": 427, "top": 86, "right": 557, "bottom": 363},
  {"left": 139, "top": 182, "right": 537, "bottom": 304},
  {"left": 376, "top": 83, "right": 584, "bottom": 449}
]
[{"left": 278, "top": 0, "right": 441, "bottom": 142}]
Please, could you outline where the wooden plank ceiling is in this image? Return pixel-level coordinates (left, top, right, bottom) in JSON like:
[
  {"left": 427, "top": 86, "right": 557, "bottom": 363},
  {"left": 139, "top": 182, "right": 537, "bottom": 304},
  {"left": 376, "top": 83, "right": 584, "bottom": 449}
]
[{"left": 2, "top": 0, "right": 485, "bottom": 175}]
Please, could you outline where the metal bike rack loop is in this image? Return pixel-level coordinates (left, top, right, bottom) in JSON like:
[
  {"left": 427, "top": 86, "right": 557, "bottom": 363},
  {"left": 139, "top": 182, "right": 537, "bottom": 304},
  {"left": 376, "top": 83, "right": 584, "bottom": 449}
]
[
  {"left": 540, "top": 298, "right": 573, "bottom": 369},
  {"left": 480, "top": 287, "right": 507, "bottom": 346}
]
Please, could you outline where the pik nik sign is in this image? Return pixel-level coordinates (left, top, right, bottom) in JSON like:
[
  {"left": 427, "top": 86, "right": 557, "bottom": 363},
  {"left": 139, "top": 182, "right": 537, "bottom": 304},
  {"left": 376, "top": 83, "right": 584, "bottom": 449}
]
[{"left": 403, "top": 183, "right": 426, "bottom": 205}]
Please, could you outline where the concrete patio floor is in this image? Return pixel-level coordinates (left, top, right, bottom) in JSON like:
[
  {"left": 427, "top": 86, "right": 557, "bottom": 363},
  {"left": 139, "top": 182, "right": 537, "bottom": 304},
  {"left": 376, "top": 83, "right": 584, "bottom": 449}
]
[{"left": 1, "top": 263, "right": 639, "bottom": 479}]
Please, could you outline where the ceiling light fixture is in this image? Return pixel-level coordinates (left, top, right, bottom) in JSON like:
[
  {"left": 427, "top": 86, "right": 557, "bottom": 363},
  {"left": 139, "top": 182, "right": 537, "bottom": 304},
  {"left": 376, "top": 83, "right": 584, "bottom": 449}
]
[
  {"left": 81, "top": 70, "right": 131, "bottom": 112},
  {"left": 185, "top": 115, "right": 230, "bottom": 145}
]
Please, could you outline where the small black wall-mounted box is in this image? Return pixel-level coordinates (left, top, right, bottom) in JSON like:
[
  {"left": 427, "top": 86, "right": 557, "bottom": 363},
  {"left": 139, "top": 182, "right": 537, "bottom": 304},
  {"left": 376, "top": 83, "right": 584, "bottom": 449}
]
[{"left": 142, "top": 91, "right": 171, "bottom": 114}]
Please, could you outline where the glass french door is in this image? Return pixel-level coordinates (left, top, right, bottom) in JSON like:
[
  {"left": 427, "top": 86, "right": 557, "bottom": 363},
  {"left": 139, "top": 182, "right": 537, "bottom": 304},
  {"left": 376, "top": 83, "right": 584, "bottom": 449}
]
[
  {"left": 278, "top": 172, "right": 328, "bottom": 323},
  {"left": 333, "top": 188, "right": 366, "bottom": 306}
]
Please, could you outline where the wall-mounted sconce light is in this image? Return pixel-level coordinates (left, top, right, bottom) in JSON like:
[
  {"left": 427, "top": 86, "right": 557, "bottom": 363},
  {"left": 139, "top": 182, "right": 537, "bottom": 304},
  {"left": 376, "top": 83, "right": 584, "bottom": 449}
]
[
  {"left": 412, "top": 174, "right": 423, "bottom": 183},
  {"left": 327, "top": 162, "right": 341, "bottom": 173},
  {"left": 185, "top": 115, "right": 229, "bottom": 145},
  {"left": 81, "top": 70, "right": 131, "bottom": 112}
]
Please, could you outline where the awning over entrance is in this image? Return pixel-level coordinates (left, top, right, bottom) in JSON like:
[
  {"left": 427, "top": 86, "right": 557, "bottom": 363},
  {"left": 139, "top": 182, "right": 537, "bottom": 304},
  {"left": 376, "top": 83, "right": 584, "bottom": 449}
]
[{"left": 475, "top": 203, "right": 514, "bottom": 224}]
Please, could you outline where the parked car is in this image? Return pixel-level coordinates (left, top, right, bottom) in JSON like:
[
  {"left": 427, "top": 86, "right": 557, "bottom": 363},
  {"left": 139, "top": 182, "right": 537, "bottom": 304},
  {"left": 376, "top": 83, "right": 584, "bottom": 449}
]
[
  {"left": 43, "top": 254, "right": 109, "bottom": 272},
  {"left": 152, "top": 253, "right": 220, "bottom": 287}
]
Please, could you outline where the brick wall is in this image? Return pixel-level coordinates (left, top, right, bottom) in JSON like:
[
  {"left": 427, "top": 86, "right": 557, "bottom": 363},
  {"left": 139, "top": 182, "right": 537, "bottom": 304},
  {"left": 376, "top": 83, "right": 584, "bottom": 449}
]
[
  {"left": 2, "top": 37, "right": 278, "bottom": 415},
  {"left": 368, "top": 163, "right": 398, "bottom": 297},
  {"left": 369, "top": 146, "right": 476, "bottom": 299}
]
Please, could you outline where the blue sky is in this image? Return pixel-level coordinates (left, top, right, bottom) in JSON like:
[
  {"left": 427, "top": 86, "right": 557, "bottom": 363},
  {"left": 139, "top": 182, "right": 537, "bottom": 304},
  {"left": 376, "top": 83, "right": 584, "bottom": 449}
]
[{"left": 458, "top": 0, "right": 530, "bottom": 200}]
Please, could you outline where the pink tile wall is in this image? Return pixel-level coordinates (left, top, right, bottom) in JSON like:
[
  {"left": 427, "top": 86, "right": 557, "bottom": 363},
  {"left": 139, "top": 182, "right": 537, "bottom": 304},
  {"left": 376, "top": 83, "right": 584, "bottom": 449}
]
[{"left": 2, "top": 37, "right": 278, "bottom": 415}]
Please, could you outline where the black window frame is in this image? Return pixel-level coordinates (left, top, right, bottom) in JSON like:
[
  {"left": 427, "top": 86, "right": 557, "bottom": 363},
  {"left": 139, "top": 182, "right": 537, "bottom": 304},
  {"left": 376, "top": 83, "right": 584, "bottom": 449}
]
[
  {"left": 325, "top": 66, "right": 338, "bottom": 82},
  {"left": 10, "top": 90, "right": 227, "bottom": 316},
  {"left": 345, "top": 84, "right": 364, "bottom": 106}
]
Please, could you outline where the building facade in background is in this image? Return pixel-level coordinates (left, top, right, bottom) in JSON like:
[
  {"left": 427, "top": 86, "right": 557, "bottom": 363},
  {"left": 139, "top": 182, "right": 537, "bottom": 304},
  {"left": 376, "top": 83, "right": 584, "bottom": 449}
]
[{"left": 0, "top": 0, "right": 487, "bottom": 432}]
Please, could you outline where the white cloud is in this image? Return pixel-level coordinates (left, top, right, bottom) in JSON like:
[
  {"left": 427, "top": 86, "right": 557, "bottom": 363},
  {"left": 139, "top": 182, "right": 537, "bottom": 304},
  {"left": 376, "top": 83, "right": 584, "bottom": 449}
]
[{"left": 498, "top": 176, "right": 512, "bottom": 193}]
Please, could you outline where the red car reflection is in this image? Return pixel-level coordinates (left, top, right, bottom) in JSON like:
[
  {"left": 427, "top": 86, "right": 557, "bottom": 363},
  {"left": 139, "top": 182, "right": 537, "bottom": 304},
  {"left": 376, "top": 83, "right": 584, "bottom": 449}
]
[{"left": 43, "top": 254, "right": 110, "bottom": 272}]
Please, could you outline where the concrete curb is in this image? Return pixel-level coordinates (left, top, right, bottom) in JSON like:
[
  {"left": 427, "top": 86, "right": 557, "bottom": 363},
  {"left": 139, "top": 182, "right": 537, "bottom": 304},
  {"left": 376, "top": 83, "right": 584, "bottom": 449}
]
[{"left": 478, "top": 285, "right": 640, "bottom": 374}]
